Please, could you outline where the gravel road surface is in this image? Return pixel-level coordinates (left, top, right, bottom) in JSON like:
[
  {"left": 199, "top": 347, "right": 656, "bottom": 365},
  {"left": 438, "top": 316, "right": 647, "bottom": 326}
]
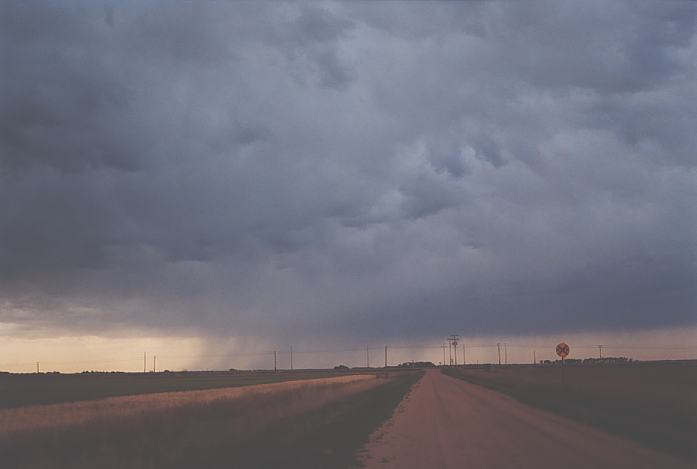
[{"left": 359, "top": 369, "right": 693, "bottom": 469}]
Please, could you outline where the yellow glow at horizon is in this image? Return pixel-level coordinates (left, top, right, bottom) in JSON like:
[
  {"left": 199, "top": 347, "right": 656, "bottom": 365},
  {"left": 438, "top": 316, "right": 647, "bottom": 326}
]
[
  {"left": 0, "top": 325, "right": 696, "bottom": 373},
  {"left": 0, "top": 334, "right": 207, "bottom": 373}
]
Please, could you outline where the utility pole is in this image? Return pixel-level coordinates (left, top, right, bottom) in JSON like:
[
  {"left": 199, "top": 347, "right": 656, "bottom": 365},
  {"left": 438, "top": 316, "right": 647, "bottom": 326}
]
[
  {"left": 366, "top": 345, "right": 370, "bottom": 368},
  {"left": 384, "top": 346, "right": 388, "bottom": 368},
  {"left": 441, "top": 343, "right": 447, "bottom": 366},
  {"left": 143, "top": 352, "right": 146, "bottom": 373},
  {"left": 36, "top": 362, "right": 39, "bottom": 374},
  {"left": 448, "top": 335, "right": 460, "bottom": 366},
  {"left": 449, "top": 341, "right": 453, "bottom": 365},
  {"left": 153, "top": 355, "right": 156, "bottom": 373},
  {"left": 290, "top": 346, "right": 294, "bottom": 371},
  {"left": 273, "top": 351, "right": 277, "bottom": 373},
  {"left": 504, "top": 343, "right": 508, "bottom": 365},
  {"left": 597, "top": 345, "right": 604, "bottom": 359},
  {"left": 497, "top": 343, "right": 501, "bottom": 365}
]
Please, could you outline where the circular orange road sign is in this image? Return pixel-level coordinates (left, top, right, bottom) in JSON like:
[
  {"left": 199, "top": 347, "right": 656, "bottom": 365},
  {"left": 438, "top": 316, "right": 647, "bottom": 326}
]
[{"left": 556, "top": 342, "right": 570, "bottom": 358}]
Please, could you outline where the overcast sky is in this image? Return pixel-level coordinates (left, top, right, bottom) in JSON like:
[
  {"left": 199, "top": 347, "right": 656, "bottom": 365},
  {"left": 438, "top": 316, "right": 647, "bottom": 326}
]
[{"left": 1, "top": 1, "right": 696, "bottom": 350}]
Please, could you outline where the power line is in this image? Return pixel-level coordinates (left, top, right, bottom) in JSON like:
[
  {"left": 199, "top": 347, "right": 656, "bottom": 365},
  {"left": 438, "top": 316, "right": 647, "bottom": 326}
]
[
  {"left": 388, "top": 344, "right": 443, "bottom": 350},
  {"left": 292, "top": 347, "right": 367, "bottom": 355},
  {"left": 3, "top": 341, "right": 697, "bottom": 373}
]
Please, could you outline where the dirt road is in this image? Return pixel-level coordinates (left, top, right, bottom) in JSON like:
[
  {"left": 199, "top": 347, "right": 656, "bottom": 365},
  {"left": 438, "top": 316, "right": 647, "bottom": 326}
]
[{"left": 359, "top": 370, "right": 693, "bottom": 469}]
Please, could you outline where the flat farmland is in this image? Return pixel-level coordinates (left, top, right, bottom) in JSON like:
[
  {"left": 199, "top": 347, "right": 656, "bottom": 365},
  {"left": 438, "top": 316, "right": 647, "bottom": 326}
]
[
  {"left": 0, "top": 370, "right": 422, "bottom": 469},
  {"left": 0, "top": 370, "right": 359, "bottom": 408},
  {"left": 5, "top": 364, "right": 693, "bottom": 468},
  {"left": 443, "top": 361, "right": 697, "bottom": 460}
]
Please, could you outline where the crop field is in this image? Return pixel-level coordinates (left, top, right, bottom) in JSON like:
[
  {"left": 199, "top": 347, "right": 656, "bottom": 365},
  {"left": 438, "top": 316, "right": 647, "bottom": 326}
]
[
  {"left": 443, "top": 361, "right": 697, "bottom": 461},
  {"left": 0, "top": 370, "right": 422, "bottom": 469},
  {"left": 0, "top": 369, "right": 364, "bottom": 408}
]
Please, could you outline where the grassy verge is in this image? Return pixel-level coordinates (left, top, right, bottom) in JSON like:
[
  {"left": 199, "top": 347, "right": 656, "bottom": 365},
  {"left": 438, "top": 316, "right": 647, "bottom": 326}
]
[
  {"left": 0, "top": 370, "right": 359, "bottom": 408},
  {"left": 443, "top": 364, "right": 697, "bottom": 461},
  {"left": 223, "top": 370, "right": 422, "bottom": 469},
  {"left": 1, "top": 370, "right": 422, "bottom": 469}
]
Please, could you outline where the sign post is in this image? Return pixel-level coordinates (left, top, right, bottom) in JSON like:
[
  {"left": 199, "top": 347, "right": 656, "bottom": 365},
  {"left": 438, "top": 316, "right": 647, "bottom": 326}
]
[{"left": 556, "top": 342, "right": 570, "bottom": 385}]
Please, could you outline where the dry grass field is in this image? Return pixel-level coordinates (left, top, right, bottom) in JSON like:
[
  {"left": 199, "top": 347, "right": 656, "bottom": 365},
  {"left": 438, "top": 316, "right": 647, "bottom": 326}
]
[
  {"left": 443, "top": 361, "right": 697, "bottom": 461},
  {"left": 0, "top": 374, "right": 376, "bottom": 435},
  {"left": 0, "top": 370, "right": 422, "bottom": 469},
  {"left": 0, "top": 370, "right": 351, "bottom": 408}
]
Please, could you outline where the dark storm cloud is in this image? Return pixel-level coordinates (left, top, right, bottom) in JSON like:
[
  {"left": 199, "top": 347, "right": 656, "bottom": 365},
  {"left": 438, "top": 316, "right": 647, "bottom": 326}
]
[{"left": 0, "top": 1, "right": 695, "bottom": 341}]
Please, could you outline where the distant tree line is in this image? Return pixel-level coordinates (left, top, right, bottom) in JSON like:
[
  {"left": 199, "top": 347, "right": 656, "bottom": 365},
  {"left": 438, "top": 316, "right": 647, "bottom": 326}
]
[
  {"left": 396, "top": 361, "right": 436, "bottom": 368},
  {"left": 540, "top": 357, "right": 633, "bottom": 366}
]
